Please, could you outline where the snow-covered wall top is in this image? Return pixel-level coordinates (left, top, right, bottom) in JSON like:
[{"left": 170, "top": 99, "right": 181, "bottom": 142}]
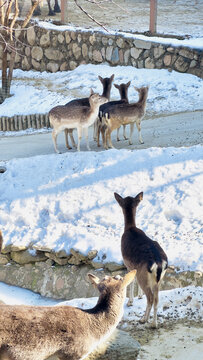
[{"left": 0, "top": 21, "right": 202, "bottom": 78}]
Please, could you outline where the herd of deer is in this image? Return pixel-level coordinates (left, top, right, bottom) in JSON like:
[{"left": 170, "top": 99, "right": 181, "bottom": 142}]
[
  {"left": 49, "top": 74, "right": 149, "bottom": 153},
  {"left": 0, "top": 189, "right": 168, "bottom": 359}
]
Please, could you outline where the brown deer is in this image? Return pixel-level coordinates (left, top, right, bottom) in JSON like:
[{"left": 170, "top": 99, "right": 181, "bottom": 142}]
[
  {"left": 64, "top": 74, "right": 114, "bottom": 150},
  {"left": 0, "top": 270, "right": 136, "bottom": 360},
  {"left": 102, "top": 86, "right": 149, "bottom": 149},
  {"left": 97, "top": 81, "right": 131, "bottom": 147},
  {"left": 114, "top": 192, "right": 168, "bottom": 328},
  {"left": 32, "top": 0, "right": 60, "bottom": 16},
  {"left": 49, "top": 92, "right": 107, "bottom": 152}
]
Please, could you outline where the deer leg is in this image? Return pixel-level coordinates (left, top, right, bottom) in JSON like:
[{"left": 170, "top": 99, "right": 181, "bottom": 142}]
[
  {"left": 129, "top": 123, "right": 134, "bottom": 145},
  {"left": 69, "top": 130, "right": 77, "bottom": 148},
  {"left": 52, "top": 129, "right": 61, "bottom": 154},
  {"left": 93, "top": 120, "right": 97, "bottom": 141},
  {"left": 47, "top": 0, "right": 55, "bottom": 15},
  {"left": 117, "top": 126, "right": 120, "bottom": 141},
  {"left": 54, "top": 0, "right": 61, "bottom": 13},
  {"left": 136, "top": 121, "right": 144, "bottom": 144},
  {"left": 140, "top": 286, "right": 153, "bottom": 324},
  {"left": 64, "top": 129, "right": 71, "bottom": 149},
  {"left": 107, "top": 129, "right": 114, "bottom": 149},
  {"left": 127, "top": 279, "right": 134, "bottom": 306},
  {"left": 138, "top": 284, "right": 144, "bottom": 299},
  {"left": 123, "top": 125, "right": 128, "bottom": 140},
  {"left": 151, "top": 284, "right": 159, "bottom": 328},
  {"left": 77, "top": 127, "right": 82, "bottom": 152},
  {"left": 84, "top": 127, "right": 90, "bottom": 151}
]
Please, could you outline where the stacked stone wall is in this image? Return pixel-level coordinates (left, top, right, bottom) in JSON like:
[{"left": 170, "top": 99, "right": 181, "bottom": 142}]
[{"left": 0, "top": 22, "right": 202, "bottom": 78}]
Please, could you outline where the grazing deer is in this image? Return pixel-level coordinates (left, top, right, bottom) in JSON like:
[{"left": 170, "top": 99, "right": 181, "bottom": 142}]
[
  {"left": 97, "top": 81, "right": 131, "bottom": 147},
  {"left": 0, "top": 271, "right": 136, "bottom": 360},
  {"left": 49, "top": 92, "right": 107, "bottom": 152},
  {"left": 32, "top": 0, "right": 60, "bottom": 16},
  {"left": 102, "top": 86, "right": 149, "bottom": 149},
  {"left": 114, "top": 192, "right": 168, "bottom": 328},
  {"left": 63, "top": 74, "right": 114, "bottom": 149}
]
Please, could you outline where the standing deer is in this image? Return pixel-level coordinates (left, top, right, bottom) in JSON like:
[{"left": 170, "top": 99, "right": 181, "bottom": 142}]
[
  {"left": 114, "top": 192, "right": 168, "bottom": 328},
  {"left": 0, "top": 270, "right": 136, "bottom": 360},
  {"left": 63, "top": 74, "right": 114, "bottom": 149},
  {"left": 32, "top": 0, "right": 61, "bottom": 16},
  {"left": 102, "top": 86, "right": 149, "bottom": 149},
  {"left": 97, "top": 81, "right": 131, "bottom": 147},
  {"left": 49, "top": 92, "right": 107, "bottom": 152}
]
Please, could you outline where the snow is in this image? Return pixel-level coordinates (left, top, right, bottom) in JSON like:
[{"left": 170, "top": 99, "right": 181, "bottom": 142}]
[
  {"left": 0, "top": 281, "right": 202, "bottom": 323},
  {"left": 0, "top": 146, "right": 202, "bottom": 271},
  {"left": 0, "top": 64, "right": 203, "bottom": 118}
]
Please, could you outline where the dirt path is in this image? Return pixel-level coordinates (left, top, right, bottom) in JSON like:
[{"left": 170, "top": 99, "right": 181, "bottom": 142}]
[{"left": 0, "top": 110, "right": 202, "bottom": 161}]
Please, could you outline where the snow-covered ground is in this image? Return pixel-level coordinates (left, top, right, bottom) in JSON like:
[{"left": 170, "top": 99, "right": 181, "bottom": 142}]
[
  {"left": 0, "top": 65, "right": 202, "bottom": 119},
  {"left": 0, "top": 146, "right": 202, "bottom": 271}
]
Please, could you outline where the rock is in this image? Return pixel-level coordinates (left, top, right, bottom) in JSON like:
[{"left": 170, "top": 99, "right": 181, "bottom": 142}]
[
  {"left": 10, "top": 250, "right": 47, "bottom": 265},
  {"left": 69, "top": 61, "right": 77, "bottom": 70},
  {"left": 154, "top": 46, "right": 165, "bottom": 59},
  {"left": 133, "top": 39, "right": 151, "bottom": 50},
  {"left": 47, "top": 62, "right": 59, "bottom": 73},
  {"left": 164, "top": 54, "right": 172, "bottom": 66},
  {"left": 93, "top": 50, "right": 102, "bottom": 63},
  {"left": 90, "top": 261, "right": 104, "bottom": 269},
  {"left": 86, "top": 329, "right": 140, "bottom": 360},
  {"left": 145, "top": 57, "right": 155, "bottom": 69},
  {"left": 27, "top": 27, "right": 36, "bottom": 46},
  {"left": 31, "top": 46, "right": 43, "bottom": 61},
  {"left": 72, "top": 43, "right": 81, "bottom": 60},
  {"left": 124, "top": 49, "right": 130, "bottom": 65},
  {"left": 45, "top": 252, "right": 69, "bottom": 265},
  {"left": 45, "top": 49, "right": 63, "bottom": 61},
  {"left": 87, "top": 250, "right": 98, "bottom": 260},
  {"left": 116, "top": 38, "right": 125, "bottom": 48},
  {"left": 179, "top": 48, "right": 194, "bottom": 60},
  {"left": 131, "top": 48, "right": 142, "bottom": 60},
  {"left": 89, "top": 34, "right": 96, "bottom": 45},
  {"left": 10, "top": 245, "right": 28, "bottom": 252},
  {"left": 31, "top": 59, "right": 41, "bottom": 71},
  {"left": 106, "top": 46, "right": 113, "bottom": 61},
  {"left": 58, "top": 34, "right": 64, "bottom": 44},
  {"left": 105, "top": 262, "right": 125, "bottom": 272},
  {"left": 65, "top": 32, "right": 71, "bottom": 44},
  {"left": 0, "top": 254, "right": 9, "bottom": 265},
  {"left": 111, "top": 48, "right": 119, "bottom": 64},
  {"left": 174, "top": 56, "right": 190, "bottom": 72},
  {"left": 82, "top": 43, "right": 88, "bottom": 58},
  {"left": 40, "top": 33, "right": 51, "bottom": 47}
]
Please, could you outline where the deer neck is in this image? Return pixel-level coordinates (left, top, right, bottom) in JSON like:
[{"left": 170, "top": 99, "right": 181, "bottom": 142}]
[
  {"left": 138, "top": 90, "right": 148, "bottom": 107},
  {"left": 85, "top": 291, "right": 125, "bottom": 338},
  {"left": 120, "top": 89, "right": 128, "bottom": 101},
  {"left": 123, "top": 209, "right": 136, "bottom": 231},
  {"left": 102, "top": 86, "right": 111, "bottom": 101}
]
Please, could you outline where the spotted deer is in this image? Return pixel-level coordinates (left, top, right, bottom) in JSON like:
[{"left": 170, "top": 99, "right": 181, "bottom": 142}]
[
  {"left": 49, "top": 92, "right": 107, "bottom": 152},
  {"left": 0, "top": 271, "right": 136, "bottom": 360},
  {"left": 64, "top": 74, "right": 114, "bottom": 149},
  {"left": 97, "top": 81, "right": 131, "bottom": 147},
  {"left": 114, "top": 192, "right": 168, "bottom": 328},
  {"left": 102, "top": 86, "right": 149, "bottom": 149}
]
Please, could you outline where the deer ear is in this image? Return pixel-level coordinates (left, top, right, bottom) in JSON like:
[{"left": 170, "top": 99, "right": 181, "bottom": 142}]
[
  {"left": 134, "top": 86, "right": 139, "bottom": 92},
  {"left": 88, "top": 273, "right": 100, "bottom": 287},
  {"left": 90, "top": 88, "right": 95, "bottom": 96},
  {"left": 114, "top": 83, "right": 119, "bottom": 89},
  {"left": 98, "top": 75, "right": 103, "bottom": 83},
  {"left": 110, "top": 74, "right": 115, "bottom": 81},
  {"left": 134, "top": 192, "right": 143, "bottom": 203},
  {"left": 122, "top": 270, "right": 137, "bottom": 288},
  {"left": 114, "top": 192, "right": 124, "bottom": 207},
  {"left": 127, "top": 81, "right": 131, "bottom": 87}
]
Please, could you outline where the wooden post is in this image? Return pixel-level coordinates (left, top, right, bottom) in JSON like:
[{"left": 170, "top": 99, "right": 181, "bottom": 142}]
[
  {"left": 61, "top": 0, "right": 67, "bottom": 23},
  {"left": 149, "top": 0, "right": 157, "bottom": 34}
]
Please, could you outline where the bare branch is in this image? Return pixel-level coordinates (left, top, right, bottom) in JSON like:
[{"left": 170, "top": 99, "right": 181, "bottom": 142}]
[
  {"left": 10, "top": 0, "right": 19, "bottom": 40},
  {"left": 74, "top": 0, "right": 109, "bottom": 32},
  {"left": 22, "top": 0, "right": 43, "bottom": 28}
]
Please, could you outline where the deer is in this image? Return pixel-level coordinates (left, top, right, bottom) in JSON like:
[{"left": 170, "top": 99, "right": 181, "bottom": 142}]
[
  {"left": 49, "top": 92, "right": 107, "bottom": 152},
  {"left": 31, "top": 0, "right": 61, "bottom": 16},
  {"left": 97, "top": 81, "right": 131, "bottom": 148},
  {"left": 114, "top": 192, "right": 168, "bottom": 328},
  {"left": 63, "top": 74, "right": 114, "bottom": 150},
  {"left": 0, "top": 270, "right": 137, "bottom": 360},
  {"left": 102, "top": 86, "right": 149, "bottom": 150}
]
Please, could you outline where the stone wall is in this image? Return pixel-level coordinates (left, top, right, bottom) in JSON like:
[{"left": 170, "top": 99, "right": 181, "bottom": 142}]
[
  {"left": 0, "top": 245, "right": 202, "bottom": 299},
  {"left": 0, "top": 21, "right": 202, "bottom": 78}
]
